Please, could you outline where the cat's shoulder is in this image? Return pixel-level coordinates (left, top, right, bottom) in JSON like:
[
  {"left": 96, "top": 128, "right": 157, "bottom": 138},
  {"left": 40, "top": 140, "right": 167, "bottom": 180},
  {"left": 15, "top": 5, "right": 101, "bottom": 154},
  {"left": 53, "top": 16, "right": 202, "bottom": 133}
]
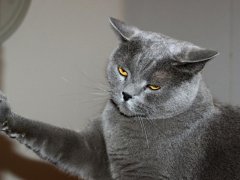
[
  {"left": 207, "top": 102, "right": 240, "bottom": 141},
  {"left": 83, "top": 115, "right": 104, "bottom": 134},
  {"left": 215, "top": 102, "right": 240, "bottom": 123}
]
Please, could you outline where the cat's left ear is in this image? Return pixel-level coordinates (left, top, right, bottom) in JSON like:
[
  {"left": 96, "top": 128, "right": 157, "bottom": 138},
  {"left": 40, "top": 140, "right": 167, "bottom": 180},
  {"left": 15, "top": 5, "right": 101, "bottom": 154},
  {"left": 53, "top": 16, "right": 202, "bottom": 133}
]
[
  {"left": 172, "top": 45, "right": 219, "bottom": 74},
  {"left": 109, "top": 17, "right": 139, "bottom": 42}
]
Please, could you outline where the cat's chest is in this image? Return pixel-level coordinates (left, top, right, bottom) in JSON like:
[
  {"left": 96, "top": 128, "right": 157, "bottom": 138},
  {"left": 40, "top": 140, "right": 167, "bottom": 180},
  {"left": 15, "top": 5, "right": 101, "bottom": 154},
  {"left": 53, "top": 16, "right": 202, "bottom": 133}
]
[
  {"left": 102, "top": 115, "right": 171, "bottom": 178},
  {"left": 102, "top": 102, "right": 206, "bottom": 179}
]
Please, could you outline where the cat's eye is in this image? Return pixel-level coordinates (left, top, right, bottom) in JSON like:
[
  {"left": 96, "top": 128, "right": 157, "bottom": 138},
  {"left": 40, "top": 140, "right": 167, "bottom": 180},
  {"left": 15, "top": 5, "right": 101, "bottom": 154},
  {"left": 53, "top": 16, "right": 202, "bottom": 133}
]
[
  {"left": 147, "top": 85, "right": 161, "bottom": 91},
  {"left": 118, "top": 67, "right": 128, "bottom": 77}
]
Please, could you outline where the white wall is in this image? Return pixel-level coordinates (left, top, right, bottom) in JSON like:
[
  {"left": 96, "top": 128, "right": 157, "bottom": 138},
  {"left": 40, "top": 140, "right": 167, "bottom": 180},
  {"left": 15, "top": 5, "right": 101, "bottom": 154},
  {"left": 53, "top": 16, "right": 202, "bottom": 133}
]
[
  {"left": 3, "top": 0, "right": 123, "bottom": 179},
  {"left": 124, "top": 0, "right": 240, "bottom": 105}
]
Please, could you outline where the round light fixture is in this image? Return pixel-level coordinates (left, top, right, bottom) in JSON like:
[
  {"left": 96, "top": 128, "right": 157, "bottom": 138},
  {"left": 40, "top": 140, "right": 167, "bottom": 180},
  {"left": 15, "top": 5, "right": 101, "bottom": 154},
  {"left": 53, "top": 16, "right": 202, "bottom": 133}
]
[{"left": 0, "top": 0, "right": 31, "bottom": 44}]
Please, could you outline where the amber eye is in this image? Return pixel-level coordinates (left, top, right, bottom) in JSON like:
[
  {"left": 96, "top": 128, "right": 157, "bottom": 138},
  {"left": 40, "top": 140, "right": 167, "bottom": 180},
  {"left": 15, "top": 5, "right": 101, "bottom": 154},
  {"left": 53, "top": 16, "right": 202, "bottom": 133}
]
[
  {"left": 148, "top": 85, "right": 161, "bottom": 90},
  {"left": 118, "top": 67, "right": 128, "bottom": 77}
]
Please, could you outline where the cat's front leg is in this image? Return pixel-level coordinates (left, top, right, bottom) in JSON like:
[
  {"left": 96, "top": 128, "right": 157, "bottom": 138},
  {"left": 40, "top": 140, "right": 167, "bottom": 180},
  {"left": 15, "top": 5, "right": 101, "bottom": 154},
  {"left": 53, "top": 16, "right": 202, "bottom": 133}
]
[{"left": 0, "top": 93, "right": 110, "bottom": 179}]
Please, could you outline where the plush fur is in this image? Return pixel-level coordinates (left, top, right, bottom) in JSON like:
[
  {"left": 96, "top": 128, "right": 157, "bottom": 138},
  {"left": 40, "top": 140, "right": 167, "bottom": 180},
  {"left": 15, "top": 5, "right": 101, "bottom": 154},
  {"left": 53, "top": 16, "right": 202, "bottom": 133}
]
[{"left": 1, "top": 18, "right": 240, "bottom": 180}]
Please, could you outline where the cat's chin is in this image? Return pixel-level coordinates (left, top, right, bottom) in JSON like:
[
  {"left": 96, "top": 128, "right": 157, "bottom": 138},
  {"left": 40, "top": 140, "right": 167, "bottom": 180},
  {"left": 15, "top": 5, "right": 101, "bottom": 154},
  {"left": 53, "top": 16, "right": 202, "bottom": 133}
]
[
  {"left": 119, "top": 105, "right": 136, "bottom": 117},
  {"left": 110, "top": 99, "right": 146, "bottom": 118}
]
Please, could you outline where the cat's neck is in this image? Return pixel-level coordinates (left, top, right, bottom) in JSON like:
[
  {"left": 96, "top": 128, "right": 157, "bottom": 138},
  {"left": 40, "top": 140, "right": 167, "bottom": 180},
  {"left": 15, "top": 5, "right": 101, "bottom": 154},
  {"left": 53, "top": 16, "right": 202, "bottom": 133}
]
[
  {"left": 188, "top": 77, "right": 215, "bottom": 116},
  {"left": 160, "top": 75, "right": 215, "bottom": 120},
  {"left": 189, "top": 77, "right": 214, "bottom": 107}
]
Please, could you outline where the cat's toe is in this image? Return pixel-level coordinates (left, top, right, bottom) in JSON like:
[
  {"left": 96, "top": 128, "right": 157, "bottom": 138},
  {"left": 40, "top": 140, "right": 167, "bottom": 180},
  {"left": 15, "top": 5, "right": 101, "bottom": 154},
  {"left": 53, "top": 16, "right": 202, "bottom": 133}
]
[{"left": 0, "top": 91, "right": 7, "bottom": 100}]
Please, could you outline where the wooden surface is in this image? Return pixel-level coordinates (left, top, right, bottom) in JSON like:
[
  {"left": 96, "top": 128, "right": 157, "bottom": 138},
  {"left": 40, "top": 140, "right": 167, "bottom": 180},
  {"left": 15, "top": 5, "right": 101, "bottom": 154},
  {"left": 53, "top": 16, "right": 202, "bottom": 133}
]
[{"left": 0, "top": 134, "right": 79, "bottom": 180}]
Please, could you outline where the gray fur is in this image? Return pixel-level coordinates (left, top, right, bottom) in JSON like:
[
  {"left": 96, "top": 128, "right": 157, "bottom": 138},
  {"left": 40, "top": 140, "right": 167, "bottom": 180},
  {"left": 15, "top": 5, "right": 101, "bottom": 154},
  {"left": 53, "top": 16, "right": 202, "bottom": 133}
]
[{"left": 1, "top": 18, "right": 240, "bottom": 180}]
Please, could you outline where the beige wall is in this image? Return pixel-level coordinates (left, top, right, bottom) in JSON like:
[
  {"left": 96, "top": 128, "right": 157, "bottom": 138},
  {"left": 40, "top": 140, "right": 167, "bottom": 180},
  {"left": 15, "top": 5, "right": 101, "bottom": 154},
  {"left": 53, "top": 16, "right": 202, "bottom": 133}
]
[{"left": 2, "top": 0, "right": 123, "bottom": 179}]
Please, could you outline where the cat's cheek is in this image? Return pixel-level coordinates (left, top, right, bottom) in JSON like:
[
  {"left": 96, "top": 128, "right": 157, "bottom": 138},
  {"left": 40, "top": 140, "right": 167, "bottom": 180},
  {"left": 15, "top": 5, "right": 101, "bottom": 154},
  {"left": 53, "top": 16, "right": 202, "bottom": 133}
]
[
  {"left": 144, "top": 93, "right": 159, "bottom": 104},
  {"left": 110, "top": 70, "right": 123, "bottom": 84},
  {"left": 108, "top": 74, "right": 120, "bottom": 88},
  {"left": 110, "top": 91, "right": 123, "bottom": 106},
  {"left": 120, "top": 76, "right": 126, "bottom": 82},
  {"left": 134, "top": 93, "right": 146, "bottom": 104}
]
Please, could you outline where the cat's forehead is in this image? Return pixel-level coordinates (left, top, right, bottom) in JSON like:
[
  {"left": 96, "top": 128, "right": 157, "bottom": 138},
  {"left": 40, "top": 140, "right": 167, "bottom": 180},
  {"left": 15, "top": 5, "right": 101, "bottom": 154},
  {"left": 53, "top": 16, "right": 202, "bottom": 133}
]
[
  {"left": 115, "top": 33, "right": 179, "bottom": 73},
  {"left": 130, "top": 34, "right": 173, "bottom": 58},
  {"left": 124, "top": 32, "right": 183, "bottom": 62}
]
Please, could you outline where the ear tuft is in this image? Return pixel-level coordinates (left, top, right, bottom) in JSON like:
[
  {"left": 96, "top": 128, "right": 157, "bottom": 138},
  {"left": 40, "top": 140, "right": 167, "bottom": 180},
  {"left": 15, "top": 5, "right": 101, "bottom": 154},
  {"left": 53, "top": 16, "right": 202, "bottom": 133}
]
[{"left": 109, "top": 17, "right": 138, "bottom": 41}]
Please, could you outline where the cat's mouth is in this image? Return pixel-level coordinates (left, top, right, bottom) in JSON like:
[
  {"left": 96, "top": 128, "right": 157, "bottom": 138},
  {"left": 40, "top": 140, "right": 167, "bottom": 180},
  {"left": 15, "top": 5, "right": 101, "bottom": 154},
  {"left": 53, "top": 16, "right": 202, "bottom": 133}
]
[{"left": 110, "top": 99, "right": 146, "bottom": 118}]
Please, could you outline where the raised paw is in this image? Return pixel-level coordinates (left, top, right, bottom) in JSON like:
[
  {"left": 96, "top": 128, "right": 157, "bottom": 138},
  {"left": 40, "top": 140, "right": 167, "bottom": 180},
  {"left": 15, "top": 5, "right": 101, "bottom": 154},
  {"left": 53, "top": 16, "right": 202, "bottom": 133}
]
[{"left": 0, "top": 91, "right": 11, "bottom": 127}]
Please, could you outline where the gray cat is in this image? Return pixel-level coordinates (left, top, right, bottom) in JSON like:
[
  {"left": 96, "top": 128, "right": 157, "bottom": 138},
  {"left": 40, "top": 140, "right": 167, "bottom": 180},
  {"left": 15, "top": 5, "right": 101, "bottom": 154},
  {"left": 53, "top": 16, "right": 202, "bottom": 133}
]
[{"left": 1, "top": 18, "right": 240, "bottom": 180}]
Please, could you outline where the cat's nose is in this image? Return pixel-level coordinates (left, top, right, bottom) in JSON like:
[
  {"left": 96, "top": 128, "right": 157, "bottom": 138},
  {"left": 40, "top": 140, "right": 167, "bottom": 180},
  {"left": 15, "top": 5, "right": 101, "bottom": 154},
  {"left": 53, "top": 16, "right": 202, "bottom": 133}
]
[{"left": 122, "top": 92, "right": 132, "bottom": 101}]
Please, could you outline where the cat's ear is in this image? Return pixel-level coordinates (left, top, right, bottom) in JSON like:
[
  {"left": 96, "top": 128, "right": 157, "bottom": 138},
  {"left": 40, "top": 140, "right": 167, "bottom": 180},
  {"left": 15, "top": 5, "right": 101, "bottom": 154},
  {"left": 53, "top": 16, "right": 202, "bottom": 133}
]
[
  {"left": 109, "top": 17, "right": 138, "bottom": 42},
  {"left": 172, "top": 45, "right": 219, "bottom": 74}
]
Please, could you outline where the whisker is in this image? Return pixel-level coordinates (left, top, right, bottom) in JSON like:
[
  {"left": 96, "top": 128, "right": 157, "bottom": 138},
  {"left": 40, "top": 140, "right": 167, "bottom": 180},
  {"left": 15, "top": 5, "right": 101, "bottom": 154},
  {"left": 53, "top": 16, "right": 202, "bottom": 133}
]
[
  {"left": 89, "top": 92, "right": 109, "bottom": 96},
  {"left": 56, "top": 88, "right": 109, "bottom": 97},
  {"left": 78, "top": 68, "right": 110, "bottom": 90},
  {"left": 76, "top": 97, "right": 107, "bottom": 104},
  {"left": 138, "top": 117, "right": 150, "bottom": 148},
  {"left": 93, "top": 86, "right": 110, "bottom": 93},
  {"left": 80, "top": 69, "right": 100, "bottom": 82},
  {"left": 80, "top": 70, "right": 108, "bottom": 87},
  {"left": 84, "top": 100, "right": 107, "bottom": 108}
]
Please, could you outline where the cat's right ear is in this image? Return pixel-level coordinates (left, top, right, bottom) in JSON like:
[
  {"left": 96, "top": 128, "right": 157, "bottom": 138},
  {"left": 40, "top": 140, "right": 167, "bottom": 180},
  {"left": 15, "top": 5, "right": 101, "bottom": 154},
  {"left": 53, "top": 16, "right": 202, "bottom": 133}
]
[{"left": 109, "top": 17, "right": 138, "bottom": 42}]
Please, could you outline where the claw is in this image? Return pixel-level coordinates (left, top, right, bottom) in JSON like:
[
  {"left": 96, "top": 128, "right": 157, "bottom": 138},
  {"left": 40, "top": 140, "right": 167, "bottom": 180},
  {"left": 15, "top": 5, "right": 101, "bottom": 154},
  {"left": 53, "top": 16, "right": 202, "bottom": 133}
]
[
  {"left": 1, "top": 120, "right": 9, "bottom": 132},
  {"left": 9, "top": 132, "right": 19, "bottom": 138},
  {"left": 1, "top": 126, "right": 9, "bottom": 132},
  {"left": 2, "top": 120, "right": 8, "bottom": 127}
]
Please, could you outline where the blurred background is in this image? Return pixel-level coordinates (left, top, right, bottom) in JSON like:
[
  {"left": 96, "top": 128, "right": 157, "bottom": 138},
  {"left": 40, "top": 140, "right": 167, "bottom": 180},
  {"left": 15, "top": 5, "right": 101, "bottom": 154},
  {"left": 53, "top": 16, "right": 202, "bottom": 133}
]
[{"left": 0, "top": 0, "right": 240, "bottom": 179}]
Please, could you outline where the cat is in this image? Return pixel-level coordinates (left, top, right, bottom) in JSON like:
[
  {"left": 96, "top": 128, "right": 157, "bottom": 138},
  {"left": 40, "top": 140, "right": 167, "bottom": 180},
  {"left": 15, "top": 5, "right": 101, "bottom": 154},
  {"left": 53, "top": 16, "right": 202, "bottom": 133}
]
[{"left": 1, "top": 17, "right": 240, "bottom": 180}]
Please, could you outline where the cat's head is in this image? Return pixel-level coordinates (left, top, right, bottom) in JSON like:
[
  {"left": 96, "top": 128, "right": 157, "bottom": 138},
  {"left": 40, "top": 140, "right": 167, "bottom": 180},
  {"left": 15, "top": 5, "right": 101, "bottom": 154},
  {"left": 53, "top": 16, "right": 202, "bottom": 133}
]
[{"left": 107, "top": 17, "right": 218, "bottom": 119}]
